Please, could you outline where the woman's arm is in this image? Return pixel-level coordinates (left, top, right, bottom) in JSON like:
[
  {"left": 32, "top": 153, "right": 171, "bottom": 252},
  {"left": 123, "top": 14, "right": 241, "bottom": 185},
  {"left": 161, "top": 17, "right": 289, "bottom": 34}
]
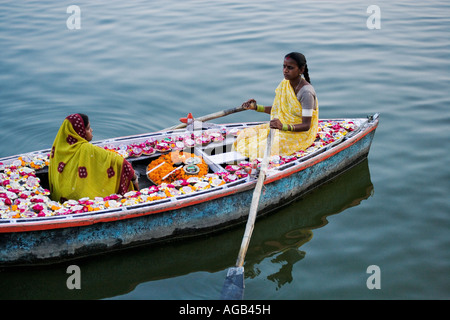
[
  {"left": 131, "top": 173, "right": 139, "bottom": 190},
  {"left": 290, "top": 117, "right": 311, "bottom": 131},
  {"left": 241, "top": 99, "right": 272, "bottom": 114}
]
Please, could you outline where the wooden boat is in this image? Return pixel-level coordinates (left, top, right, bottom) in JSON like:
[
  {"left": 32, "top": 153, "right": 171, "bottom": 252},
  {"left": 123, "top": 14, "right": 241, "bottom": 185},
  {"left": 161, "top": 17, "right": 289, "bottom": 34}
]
[
  {"left": 1, "top": 159, "right": 373, "bottom": 299},
  {"left": 0, "top": 114, "right": 379, "bottom": 266}
]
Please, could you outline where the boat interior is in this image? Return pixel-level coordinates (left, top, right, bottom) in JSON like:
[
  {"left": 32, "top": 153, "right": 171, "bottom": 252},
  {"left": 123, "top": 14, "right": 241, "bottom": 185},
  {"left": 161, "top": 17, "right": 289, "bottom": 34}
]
[
  {"left": 0, "top": 117, "right": 374, "bottom": 222},
  {"left": 31, "top": 119, "right": 368, "bottom": 190}
]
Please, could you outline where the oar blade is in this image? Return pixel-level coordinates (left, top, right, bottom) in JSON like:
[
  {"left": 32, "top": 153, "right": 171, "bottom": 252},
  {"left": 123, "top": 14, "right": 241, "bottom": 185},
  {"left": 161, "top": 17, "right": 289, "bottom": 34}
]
[{"left": 220, "top": 266, "right": 244, "bottom": 300}]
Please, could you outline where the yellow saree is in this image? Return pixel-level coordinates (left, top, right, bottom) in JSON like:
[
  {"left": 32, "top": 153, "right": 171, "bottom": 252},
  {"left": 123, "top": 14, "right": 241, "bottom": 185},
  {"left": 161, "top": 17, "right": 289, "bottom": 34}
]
[
  {"left": 48, "top": 114, "right": 135, "bottom": 202},
  {"left": 234, "top": 79, "right": 319, "bottom": 160}
]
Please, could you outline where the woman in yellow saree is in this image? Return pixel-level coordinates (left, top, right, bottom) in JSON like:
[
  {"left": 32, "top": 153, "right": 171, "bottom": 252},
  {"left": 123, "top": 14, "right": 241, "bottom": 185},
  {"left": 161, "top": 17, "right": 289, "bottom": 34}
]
[
  {"left": 234, "top": 52, "right": 319, "bottom": 160},
  {"left": 48, "top": 113, "right": 138, "bottom": 203}
]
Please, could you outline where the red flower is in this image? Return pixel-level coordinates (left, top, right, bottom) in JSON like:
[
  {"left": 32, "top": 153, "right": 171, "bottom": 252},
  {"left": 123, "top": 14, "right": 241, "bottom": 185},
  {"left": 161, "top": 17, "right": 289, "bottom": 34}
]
[
  {"left": 66, "top": 135, "right": 78, "bottom": 145},
  {"left": 107, "top": 167, "right": 115, "bottom": 178},
  {"left": 32, "top": 204, "right": 44, "bottom": 212},
  {"left": 58, "top": 162, "right": 66, "bottom": 173},
  {"left": 104, "top": 194, "right": 120, "bottom": 201},
  {"left": 78, "top": 167, "right": 88, "bottom": 178}
]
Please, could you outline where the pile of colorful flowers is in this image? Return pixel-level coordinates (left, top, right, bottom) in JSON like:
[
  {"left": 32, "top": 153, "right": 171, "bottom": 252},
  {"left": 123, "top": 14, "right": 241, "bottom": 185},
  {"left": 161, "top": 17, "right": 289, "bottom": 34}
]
[
  {"left": 103, "top": 128, "right": 236, "bottom": 158},
  {"left": 0, "top": 154, "right": 231, "bottom": 219},
  {"left": 0, "top": 161, "right": 228, "bottom": 219},
  {"left": 1, "top": 159, "right": 53, "bottom": 219}
]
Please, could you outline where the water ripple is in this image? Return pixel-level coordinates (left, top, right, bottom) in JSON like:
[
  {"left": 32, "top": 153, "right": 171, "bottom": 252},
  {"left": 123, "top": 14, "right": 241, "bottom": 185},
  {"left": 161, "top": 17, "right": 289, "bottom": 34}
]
[{"left": 1, "top": 0, "right": 449, "bottom": 300}]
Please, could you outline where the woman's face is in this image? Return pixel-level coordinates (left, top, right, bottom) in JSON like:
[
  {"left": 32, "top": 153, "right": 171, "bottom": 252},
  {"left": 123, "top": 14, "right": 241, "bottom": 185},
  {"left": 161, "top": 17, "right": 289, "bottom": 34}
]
[
  {"left": 85, "top": 122, "right": 93, "bottom": 141},
  {"left": 283, "top": 57, "right": 304, "bottom": 81}
]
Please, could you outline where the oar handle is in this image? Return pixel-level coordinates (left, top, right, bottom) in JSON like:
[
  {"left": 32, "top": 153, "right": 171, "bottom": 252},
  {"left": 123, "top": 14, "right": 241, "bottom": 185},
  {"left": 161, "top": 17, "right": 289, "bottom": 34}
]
[
  {"left": 203, "top": 105, "right": 246, "bottom": 121},
  {"left": 235, "top": 128, "right": 274, "bottom": 267}
]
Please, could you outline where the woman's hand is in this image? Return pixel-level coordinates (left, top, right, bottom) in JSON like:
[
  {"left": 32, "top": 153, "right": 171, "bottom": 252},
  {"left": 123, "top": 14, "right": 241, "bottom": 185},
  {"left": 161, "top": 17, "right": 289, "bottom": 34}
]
[
  {"left": 132, "top": 174, "right": 139, "bottom": 191},
  {"left": 241, "top": 99, "right": 257, "bottom": 110},
  {"left": 270, "top": 118, "right": 283, "bottom": 130}
]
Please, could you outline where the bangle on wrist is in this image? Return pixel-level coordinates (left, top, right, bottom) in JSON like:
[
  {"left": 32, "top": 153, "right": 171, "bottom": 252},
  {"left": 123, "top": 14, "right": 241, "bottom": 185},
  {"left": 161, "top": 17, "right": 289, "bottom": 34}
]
[
  {"left": 256, "top": 104, "right": 265, "bottom": 112},
  {"left": 282, "top": 124, "right": 295, "bottom": 131}
]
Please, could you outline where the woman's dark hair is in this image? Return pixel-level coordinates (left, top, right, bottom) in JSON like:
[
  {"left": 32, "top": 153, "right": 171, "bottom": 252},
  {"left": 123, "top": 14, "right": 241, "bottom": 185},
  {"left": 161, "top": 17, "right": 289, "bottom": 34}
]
[
  {"left": 78, "top": 113, "right": 89, "bottom": 128},
  {"left": 285, "top": 52, "right": 311, "bottom": 84}
]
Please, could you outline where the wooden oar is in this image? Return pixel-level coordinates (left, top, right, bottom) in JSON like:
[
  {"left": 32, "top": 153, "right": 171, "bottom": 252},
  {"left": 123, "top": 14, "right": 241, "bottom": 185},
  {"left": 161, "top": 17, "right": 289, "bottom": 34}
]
[
  {"left": 220, "top": 128, "right": 274, "bottom": 300},
  {"left": 162, "top": 105, "right": 248, "bottom": 131}
]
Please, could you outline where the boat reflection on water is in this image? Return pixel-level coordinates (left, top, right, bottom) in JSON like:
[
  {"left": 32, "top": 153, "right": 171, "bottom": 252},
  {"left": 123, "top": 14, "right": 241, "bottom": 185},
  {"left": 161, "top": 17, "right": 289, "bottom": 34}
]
[
  {"left": 244, "top": 158, "right": 374, "bottom": 290},
  {"left": 0, "top": 159, "right": 373, "bottom": 299}
]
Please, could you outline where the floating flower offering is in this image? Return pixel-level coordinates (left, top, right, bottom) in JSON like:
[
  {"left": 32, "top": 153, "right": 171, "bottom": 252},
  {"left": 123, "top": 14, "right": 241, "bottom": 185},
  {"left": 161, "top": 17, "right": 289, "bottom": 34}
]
[{"left": 101, "top": 128, "right": 235, "bottom": 159}]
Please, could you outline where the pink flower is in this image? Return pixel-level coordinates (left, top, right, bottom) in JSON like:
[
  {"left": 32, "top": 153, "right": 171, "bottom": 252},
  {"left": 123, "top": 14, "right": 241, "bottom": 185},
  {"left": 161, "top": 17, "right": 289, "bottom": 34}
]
[
  {"left": 332, "top": 124, "right": 341, "bottom": 130},
  {"left": 32, "top": 204, "right": 44, "bottom": 212},
  {"left": 104, "top": 194, "right": 120, "bottom": 201}
]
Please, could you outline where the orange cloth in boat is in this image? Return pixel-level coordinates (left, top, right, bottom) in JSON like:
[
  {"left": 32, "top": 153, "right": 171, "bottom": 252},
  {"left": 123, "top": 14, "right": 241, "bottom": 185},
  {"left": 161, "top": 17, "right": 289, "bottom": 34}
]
[
  {"left": 48, "top": 114, "right": 135, "bottom": 202},
  {"left": 234, "top": 79, "right": 319, "bottom": 160}
]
